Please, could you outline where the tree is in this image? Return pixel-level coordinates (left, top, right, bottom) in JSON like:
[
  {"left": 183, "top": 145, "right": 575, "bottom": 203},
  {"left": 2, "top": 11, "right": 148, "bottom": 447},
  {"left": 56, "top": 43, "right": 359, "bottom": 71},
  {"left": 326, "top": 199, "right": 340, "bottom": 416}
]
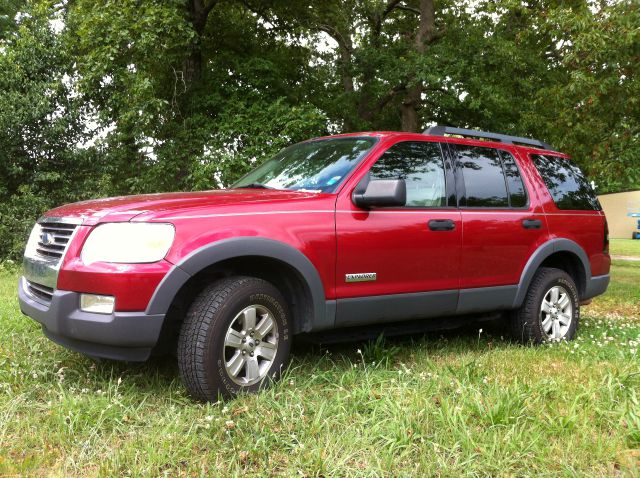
[
  {"left": 67, "top": 0, "right": 328, "bottom": 193},
  {"left": 0, "top": 0, "right": 638, "bottom": 261},
  {"left": 0, "top": 0, "right": 24, "bottom": 40},
  {"left": 0, "top": 2, "right": 102, "bottom": 259},
  {"left": 532, "top": 1, "right": 640, "bottom": 193},
  {"left": 300, "top": 0, "right": 450, "bottom": 132}
]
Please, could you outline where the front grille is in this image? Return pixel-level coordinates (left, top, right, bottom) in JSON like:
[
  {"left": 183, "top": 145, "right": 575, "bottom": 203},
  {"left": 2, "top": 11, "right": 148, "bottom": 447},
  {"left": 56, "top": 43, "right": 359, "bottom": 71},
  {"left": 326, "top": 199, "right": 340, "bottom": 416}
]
[
  {"left": 26, "top": 280, "right": 54, "bottom": 303},
  {"left": 36, "top": 222, "right": 78, "bottom": 260}
]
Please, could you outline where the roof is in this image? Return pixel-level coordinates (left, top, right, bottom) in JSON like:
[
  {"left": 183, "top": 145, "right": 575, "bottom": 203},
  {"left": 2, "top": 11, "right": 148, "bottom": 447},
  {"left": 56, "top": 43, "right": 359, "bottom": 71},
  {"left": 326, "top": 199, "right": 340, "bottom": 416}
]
[{"left": 312, "top": 129, "right": 563, "bottom": 156}]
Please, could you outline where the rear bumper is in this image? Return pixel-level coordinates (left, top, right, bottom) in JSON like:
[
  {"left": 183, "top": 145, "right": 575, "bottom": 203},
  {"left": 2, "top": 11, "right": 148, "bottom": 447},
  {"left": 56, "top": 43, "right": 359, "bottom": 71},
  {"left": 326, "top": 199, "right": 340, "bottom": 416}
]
[
  {"left": 18, "top": 277, "right": 164, "bottom": 361},
  {"left": 583, "top": 274, "right": 610, "bottom": 301}
]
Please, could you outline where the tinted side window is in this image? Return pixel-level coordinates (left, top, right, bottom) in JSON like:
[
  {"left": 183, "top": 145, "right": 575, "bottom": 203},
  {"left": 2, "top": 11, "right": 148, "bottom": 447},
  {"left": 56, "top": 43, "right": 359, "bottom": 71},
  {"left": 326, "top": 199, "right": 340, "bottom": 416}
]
[
  {"left": 455, "top": 145, "right": 508, "bottom": 207},
  {"left": 531, "top": 154, "right": 601, "bottom": 210},
  {"left": 370, "top": 142, "right": 447, "bottom": 207},
  {"left": 499, "top": 151, "right": 528, "bottom": 208}
]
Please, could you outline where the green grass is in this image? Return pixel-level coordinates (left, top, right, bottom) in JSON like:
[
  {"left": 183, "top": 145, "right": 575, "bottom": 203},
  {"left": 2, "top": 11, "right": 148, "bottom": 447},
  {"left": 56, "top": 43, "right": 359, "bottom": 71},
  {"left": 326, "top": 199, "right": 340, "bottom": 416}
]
[
  {"left": 610, "top": 239, "right": 640, "bottom": 258},
  {"left": 1, "top": 266, "right": 639, "bottom": 477}
]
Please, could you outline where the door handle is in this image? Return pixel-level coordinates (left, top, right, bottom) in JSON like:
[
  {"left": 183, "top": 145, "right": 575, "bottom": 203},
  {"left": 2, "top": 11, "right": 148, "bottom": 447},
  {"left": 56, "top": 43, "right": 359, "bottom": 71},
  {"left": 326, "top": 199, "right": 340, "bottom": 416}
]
[
  {"left": 428, "top": 219, "right": 455, "bottom": 231},
  {"left": 522, "top": 219, "right": 543, "bottom": 229}
]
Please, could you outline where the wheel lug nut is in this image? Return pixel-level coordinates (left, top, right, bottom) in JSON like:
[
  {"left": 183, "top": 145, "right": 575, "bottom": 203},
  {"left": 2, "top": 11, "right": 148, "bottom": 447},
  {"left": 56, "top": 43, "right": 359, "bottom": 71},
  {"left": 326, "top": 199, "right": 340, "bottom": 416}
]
[
  {"left": 242, "top": 338, "right": 246, "bottom": 343},
  {"left": 242, "top": 351, "right": 246, "bottom": 355},
  {"left": 250, "top": 352, "right": 254, "bottom": 357}
]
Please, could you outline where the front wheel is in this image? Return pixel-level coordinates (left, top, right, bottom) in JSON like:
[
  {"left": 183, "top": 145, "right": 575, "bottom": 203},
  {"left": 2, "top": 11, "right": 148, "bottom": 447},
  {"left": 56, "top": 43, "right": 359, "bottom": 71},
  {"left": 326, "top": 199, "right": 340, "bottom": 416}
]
[
  {"left": 509, "top": 267, "right": 580, "bottom": 344},
  {"left": 177, "top": 276, "right": 291, "bottom": 401}
]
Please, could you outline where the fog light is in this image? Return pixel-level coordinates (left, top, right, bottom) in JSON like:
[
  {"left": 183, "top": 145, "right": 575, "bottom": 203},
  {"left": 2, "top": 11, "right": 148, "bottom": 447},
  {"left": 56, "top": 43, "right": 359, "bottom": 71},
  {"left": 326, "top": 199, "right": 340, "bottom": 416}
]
[{"left": 80, "top": 294, "right": 115, "bottom": 314}]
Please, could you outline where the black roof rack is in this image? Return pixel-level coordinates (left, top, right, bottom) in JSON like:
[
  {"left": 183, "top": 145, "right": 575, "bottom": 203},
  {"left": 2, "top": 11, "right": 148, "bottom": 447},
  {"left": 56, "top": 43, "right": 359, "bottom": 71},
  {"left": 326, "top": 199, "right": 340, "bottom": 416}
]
[{"left": 423, "top": 125, "right": 554, "bottom": 151}]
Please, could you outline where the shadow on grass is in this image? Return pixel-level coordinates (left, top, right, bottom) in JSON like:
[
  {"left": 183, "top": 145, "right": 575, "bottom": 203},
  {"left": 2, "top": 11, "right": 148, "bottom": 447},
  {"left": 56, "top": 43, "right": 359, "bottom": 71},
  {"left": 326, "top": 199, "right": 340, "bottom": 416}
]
[
  {"left": 61, "top": 314, "right": 512, "bottom": 400},
  {"left": 293, "top": 313, "right": 511, "bottom": 358}
]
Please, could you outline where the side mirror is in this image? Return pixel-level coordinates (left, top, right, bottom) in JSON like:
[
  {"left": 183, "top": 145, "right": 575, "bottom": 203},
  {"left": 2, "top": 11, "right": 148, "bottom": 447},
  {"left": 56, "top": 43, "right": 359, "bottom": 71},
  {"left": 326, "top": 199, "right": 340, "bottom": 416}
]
[{"left": 352, "top": 176, "right": 406, "bottom": 209}]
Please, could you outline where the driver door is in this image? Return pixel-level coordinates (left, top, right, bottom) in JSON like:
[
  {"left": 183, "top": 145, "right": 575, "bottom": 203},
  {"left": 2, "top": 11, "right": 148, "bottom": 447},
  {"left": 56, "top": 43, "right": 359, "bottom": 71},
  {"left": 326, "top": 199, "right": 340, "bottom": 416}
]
[{"left": 334, "top": 140, "right": 461, "bottom": 327}]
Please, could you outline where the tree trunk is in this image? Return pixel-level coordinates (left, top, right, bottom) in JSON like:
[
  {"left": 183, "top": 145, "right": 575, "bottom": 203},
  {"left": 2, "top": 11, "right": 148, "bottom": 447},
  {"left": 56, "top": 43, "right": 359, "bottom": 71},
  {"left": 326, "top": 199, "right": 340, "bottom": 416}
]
[
  {"left": 316, "top": 21, "right": 356, "bottom": 130},
  {"left": 401, "top": 87, "right": 421, "bottom": 132},
  {"left": 184, "top": 0, "right": 217, "bottom": 86},
  {"left": 183, "top": 51, "right": 201, "bottom": 86},
  {"left": 337, "top": 32, "right": 356, "bottom": 131},
  {"left": 339, "top": 36, "right": 354, "bottom": 95},
  {"left": 401, "top": 0, "right": 436, "bottom": 132}
]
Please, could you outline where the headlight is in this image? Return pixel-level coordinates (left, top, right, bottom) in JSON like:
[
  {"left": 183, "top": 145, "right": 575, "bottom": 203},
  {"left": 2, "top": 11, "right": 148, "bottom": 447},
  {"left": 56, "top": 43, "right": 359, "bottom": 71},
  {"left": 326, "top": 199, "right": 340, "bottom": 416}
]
[{"left": 81, "top": 223, "right": 175, "bottom": 264}]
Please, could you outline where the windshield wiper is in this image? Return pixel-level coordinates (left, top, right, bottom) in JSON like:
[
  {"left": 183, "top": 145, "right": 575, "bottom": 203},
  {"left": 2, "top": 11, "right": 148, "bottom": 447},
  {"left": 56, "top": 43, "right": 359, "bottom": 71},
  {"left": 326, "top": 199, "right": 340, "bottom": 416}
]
[{"left": 234, "top": 183, "right": 276, "bottom": 190}]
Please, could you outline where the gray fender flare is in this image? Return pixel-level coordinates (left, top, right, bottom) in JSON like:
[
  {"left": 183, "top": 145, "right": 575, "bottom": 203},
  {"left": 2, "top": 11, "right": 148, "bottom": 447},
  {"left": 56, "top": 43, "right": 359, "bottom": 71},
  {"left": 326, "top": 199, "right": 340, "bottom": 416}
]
[
  {"left": 513, "top": 238, "right": 591, "bottom": 308},
  {"left": 146, "top": 237, "right": 327, "bottom": 331}
]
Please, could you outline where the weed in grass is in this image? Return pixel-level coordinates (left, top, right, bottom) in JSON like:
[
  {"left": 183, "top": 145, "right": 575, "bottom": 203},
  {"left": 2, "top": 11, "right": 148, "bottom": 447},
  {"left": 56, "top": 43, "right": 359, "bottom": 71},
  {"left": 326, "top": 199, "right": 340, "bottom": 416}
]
[{"left": 360, "top": 334, "right": 400, "bottom": 368}]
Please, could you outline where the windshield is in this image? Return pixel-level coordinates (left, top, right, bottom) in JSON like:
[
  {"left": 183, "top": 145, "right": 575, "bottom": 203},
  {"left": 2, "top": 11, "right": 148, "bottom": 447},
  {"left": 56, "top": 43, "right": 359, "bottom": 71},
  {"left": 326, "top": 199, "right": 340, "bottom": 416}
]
[{"left": 232, "top": 137, "right": 378, "bottom": 193}]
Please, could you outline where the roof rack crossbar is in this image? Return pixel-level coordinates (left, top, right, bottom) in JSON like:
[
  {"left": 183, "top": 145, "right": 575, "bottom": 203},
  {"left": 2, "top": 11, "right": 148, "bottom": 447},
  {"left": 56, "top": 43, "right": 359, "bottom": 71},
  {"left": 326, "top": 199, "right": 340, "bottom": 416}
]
[{"left": 423, "top": 125, "right": 553, "bottom": 150}]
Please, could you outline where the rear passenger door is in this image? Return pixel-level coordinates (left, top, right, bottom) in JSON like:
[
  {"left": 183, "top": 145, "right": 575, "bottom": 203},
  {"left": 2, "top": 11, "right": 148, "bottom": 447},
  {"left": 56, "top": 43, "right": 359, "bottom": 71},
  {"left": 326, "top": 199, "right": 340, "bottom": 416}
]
[{"left": 448, "top": 143, "right": 548, "bottom": 312}]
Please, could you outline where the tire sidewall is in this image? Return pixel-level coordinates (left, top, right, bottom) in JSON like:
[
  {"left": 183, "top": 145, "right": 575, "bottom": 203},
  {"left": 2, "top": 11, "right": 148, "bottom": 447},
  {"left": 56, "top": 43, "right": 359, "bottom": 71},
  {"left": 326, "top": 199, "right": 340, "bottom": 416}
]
[
  {"left": 203, "top": 280, "right": 291, "bottom": 398},
  {"left": 531, "top": 272, "right": 580, "bottom": 343}
]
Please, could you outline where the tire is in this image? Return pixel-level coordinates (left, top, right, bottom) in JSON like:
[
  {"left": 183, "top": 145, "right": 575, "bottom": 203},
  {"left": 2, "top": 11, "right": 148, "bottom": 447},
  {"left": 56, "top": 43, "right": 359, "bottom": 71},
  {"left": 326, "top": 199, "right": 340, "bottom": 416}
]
[
  {"left": 177, "top": 276, "right": 291, "bottom": 401},
  {"left": 509, "top": 267, "right": 580, "bottom": 344}
]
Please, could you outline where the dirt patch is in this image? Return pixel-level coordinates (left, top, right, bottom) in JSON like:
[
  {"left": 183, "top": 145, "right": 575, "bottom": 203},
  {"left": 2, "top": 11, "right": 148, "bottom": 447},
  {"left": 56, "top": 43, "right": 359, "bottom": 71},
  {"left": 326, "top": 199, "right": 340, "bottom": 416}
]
[{"left": 611, "top": 255, "right": 640, "bottom": 262}]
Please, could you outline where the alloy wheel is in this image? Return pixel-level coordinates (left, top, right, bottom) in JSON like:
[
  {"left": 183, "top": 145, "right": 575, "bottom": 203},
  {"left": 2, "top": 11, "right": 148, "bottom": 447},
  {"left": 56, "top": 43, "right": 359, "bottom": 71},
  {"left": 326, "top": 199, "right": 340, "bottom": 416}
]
[
  {"left": 223, "top": 305, "right": 279, "bottom": 385},
  {"left": 540, "top": 285, "right": 573, "bottom": 340}
]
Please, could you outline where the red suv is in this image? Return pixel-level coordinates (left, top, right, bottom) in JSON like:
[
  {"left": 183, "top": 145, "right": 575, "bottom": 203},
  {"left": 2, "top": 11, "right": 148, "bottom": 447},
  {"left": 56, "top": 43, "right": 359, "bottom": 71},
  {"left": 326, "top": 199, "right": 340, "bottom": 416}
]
[{"left": 19, "top": 126, "right": 610, "bottom": 400}]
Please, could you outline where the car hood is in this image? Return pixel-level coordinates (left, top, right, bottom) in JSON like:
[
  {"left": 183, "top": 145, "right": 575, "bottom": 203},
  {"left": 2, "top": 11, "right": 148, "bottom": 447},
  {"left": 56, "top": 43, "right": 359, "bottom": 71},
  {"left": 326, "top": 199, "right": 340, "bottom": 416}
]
[{"left": 43, "top": 189, "right": 329, "bottom": 225}]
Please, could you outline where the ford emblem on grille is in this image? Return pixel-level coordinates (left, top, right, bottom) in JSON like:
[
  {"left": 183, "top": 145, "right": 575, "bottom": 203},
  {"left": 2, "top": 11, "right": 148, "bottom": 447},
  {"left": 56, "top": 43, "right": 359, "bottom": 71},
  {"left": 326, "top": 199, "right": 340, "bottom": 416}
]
[{"left": 41, "top": 232, "right": 55, "bottom": 246}]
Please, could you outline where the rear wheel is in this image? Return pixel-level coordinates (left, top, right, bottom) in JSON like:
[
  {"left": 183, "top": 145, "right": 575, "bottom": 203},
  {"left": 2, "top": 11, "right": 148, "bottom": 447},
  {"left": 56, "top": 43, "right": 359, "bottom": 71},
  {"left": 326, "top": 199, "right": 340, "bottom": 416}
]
[
  {"left": 510, "top": 267, "right": 579, "bottom": 344},
  {"left": 177, "top": 276, "right": 291, "bottom": 401}
]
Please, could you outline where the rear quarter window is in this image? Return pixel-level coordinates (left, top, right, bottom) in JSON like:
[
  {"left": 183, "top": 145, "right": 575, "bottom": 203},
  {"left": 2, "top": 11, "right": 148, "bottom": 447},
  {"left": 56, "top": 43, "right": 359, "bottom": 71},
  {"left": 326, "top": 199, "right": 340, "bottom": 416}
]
[{"left": 531, "top": 154, "right": 601, "bottom": 211}]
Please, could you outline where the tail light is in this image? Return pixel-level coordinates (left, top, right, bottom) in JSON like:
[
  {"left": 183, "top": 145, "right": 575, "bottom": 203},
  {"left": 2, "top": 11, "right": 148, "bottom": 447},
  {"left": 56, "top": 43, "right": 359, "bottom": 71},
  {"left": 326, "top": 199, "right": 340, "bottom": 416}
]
[{"left": 604, "top": 218, "right": 609, "bottom": 254}]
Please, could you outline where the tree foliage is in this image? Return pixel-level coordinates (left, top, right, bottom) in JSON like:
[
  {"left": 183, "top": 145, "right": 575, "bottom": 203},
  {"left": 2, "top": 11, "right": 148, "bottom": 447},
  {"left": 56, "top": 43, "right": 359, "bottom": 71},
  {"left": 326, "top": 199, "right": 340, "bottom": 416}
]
[
  {"left": 535, "top": 1, "right": 640, "bottom": 193},
  {"left": 0, "top": 0, "right": 638, "bottom": 259},
  {"left": 0, "top": 2, "right": 103, "bottom": 259}
]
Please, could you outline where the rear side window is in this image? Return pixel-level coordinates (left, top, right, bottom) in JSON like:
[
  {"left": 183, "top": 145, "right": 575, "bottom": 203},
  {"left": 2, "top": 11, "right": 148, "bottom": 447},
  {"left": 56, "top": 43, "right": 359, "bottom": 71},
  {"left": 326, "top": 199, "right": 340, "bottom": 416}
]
[
  {"left": 370, "top": 141, "right": 447, "bottom": 207},
  {"left": 531, "top": 154, "right": 601, "bottom": 210},
  {"left": 455, "top": 145, "right": 508, "bottom": 207}
]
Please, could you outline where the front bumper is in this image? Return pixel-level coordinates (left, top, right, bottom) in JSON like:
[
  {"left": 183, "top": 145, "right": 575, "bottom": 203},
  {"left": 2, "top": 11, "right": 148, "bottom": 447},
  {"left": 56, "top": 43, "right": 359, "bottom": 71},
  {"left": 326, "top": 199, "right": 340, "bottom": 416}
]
[{"left": 18, "top": 277, "right": 165, "bottom": 361}]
